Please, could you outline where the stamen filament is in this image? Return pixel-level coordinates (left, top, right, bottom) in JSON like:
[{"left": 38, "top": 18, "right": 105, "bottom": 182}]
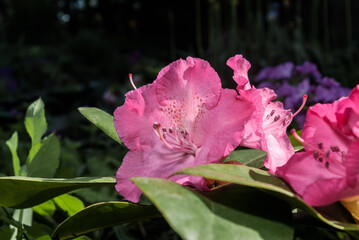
[
  {"left": 293, "top": 95, "right": 308, "bottom": 117},
  {"left": 129, "top": 73, "right": 138, "bottom": 90}
]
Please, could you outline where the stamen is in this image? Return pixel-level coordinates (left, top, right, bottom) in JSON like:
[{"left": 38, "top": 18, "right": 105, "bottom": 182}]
[
  {"left": 325, "top": 162, "right": 330, "bottom": 169},
  {"left": 270, "top": 110, "right": 275, "bottom": 116},
  {"left": 282, "top": 113, "right": 292, "bottom": 126},
  {"left": 154, "top": 123, "right": 175, "bottom": 149},
  {"left": 290, "top": 129, "right": 344, "bottom": 167},
  {"left": 313, "top": 151, "right": 318, "bottom": 159},
  {"left": 274, "top": 115, "right": 280, "bottom": 121},
  {"left": 330, "top": 145, "right": 340, "bottom": 152},
  {"left": 325, "top": 150, "right": 330, "bottom": 158},
  {"left": 293, "top": 95, "right": 308, "bottom": 117},
  {"left": 129, "top": 73, "right": 138, "bottom": 90},
  {"left": 152, "top": 122, "right": 198, "bottom": 154}
]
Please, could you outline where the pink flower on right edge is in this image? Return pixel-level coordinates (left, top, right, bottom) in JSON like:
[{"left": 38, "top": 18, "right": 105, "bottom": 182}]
[{"left": 276, "top": 85, "right": 359, "bottom": 220}]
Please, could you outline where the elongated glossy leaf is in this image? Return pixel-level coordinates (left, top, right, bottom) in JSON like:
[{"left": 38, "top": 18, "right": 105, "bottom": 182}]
[
  {"left": 32, "top": 199, "right": 56, "bottom": 217},
  {"left": 176, "top": 164, "right": 359, "bottom": 231},
  {"left": 132, "top": 177, "right": 294, "bottom": 240},
  {"left": 78, "top": 107, "right": 122, "bottom": 145},
  {"left": 24, "top": 98, "right": 47, "bottom": 147},
  {"left": 0, "top": 226, "right": 14, "bottom": 240},
  {"left": 52, "top": 201, "right": 160, "bottom": 240},
  {"left": 225, "top": 149, "right": 266, "bottom": 168},
  {"left": 28, "top": 133, "right": 60, "bottom": 178},
  {"left": 53, "top": 194, "right": 85, "bottom": 216},
  {"left": 6, "top": 131, "right": 21, "bottom": 176},
  {"left": 0, "top": 176, "right": 116, "bottom": 208}
]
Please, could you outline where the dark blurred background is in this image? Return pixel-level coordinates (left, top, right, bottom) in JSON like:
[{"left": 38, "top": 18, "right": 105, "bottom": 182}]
[
  {"left": 0, "top": 1, "right": 358, "bottom": 239},
  {"left": 1, "top": 0, "right": 359, "bottom": 182}
]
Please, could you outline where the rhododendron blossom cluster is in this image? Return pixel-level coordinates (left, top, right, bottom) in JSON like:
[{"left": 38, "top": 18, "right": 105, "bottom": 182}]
[{"left": 114, "top": 55, "right": 296, "bottom": 202}]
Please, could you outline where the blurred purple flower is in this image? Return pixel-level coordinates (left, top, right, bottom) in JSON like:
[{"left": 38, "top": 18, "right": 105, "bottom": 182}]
[
  {"left": 254, "top": 60, "right": 350, "bottom": 128},
  {"left": 295, "top": 61, "right": 321, "bottom": 80},
  {"left": 275, "top": 81, "right": 296, "bottom": 97},
  {"left": 255, "top": 62, "right": 294, "bottom": 82},
  {"left": 255, "top": 67, "right": 274, "bottom": 82},
  {"left": 314, "top": 85, "right": 351, "bottom": 103},
  {"left": 316, "top": 77, "right": 340, "bottom": 87}
]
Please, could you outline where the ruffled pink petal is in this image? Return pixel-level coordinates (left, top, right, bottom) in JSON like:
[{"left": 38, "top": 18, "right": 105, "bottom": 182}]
[
  {"left": 336, "top": 87, "right": 359, "bottom": 138},
  {"left": 302, "top": 102, "right": 352, "bottom": 155},
  {"left": 345, "top": 140, "right": 359, "bottom": 188},
  {"left": 276, "top": 152, "right": 343, "bottom": 199},
  {"left": 116, "top": 145, "right": 197, "bottom": 203},
  {"left": 303, "top": 177, "right": 359, "bottom": 206},
  {"left": 193, "top": 89, "right": 256, "bottom": 165},
  {"left": 155, "top": 57, "right": 221, "bottom": 110},
  {"left": 263, "top": 101, "right": 294, "bottom": 172},
  {"left": 114, "top": 84, "right": 168, "bottom": 150},
  {"left": 237, "top": 87, "right": 293, "bottom": 172},
  {"left": 226, "top": 55, "right": 252, "bottom": 90},
  {"left": 237, "top": 87, "right": 277, "bottom": 149}
]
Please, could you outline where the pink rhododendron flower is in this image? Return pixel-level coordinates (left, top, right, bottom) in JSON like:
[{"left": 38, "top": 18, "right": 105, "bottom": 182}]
[
  {"left": 227, "top": 55, "right": 304, "bottom": 173},
  {"left": 114, "top": 57, "right": 255, "bottom": 202},
  {"left": 276, "top": 85, "right": 359, "bottom": 209}
]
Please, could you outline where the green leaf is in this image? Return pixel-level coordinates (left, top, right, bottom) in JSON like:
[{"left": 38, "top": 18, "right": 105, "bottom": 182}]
[
  {"left": 53, "top": 194, "right": 84, "bottom": 216},
  {"left": 78, "top": 107, "right": 122, "bottom": 145},
  {"left": 24, "top": 98, "right": 47, "bottom": 147},
  {"left": 0, "top": 226, "right": 14, "bottom": 240},
  {"left": 24, "top": 224, "right": 52, "bottom": 240},
  {"left": 176, "top": 164, "right": 359, "bottom": 231},
  {"left": 28, "top": 134, "right": 60, "bottom": 178},
  {"left": 52, "top": 202, "right": 160, "bottom": 240},
  {"left": 0, "top": 176, "right": 116, "bottom": 208},
  {"left": 32, "top": 199, "right": 56, "bottom": 217},
  {"left": 225, "top": 149, "right": 266, "bottom": 168},
  {"left": 6, "top": 131, "right": 21, "bottom": 176},
  {"left": 132, "top": 177, "right": 293, "bottom": 240}
]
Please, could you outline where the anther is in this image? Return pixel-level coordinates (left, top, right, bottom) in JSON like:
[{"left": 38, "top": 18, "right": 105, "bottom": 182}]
[
  {"left": 153, "top": 122, "right": 159, "bottom": 129},
  {"left": 168, "top": 127, "right": 173, "bottom": 133},
  {"left": 318, "top": 142, "right": 323, "bottom": 149},
  {"left": 162, "top": 127, "right": 167, "bottom": 133},
  {"left": 318, "top": 156, "right": 323, "bottom": 162},
  {"left": 313, "top": 151, "right": 318, "bottom": 159},
  {"left": 325, "top": 150, "right": 330, "bottom": 158},
  {"left": 330, "top": 145, "right": 340, "bottom": 152},
  {"left": 274, "top": 115, "right": 280, "bottom": 121},
  {"left": 325, "top": 162, "right": 330, "bottom": 169},
  {"left": 270, "top": 110, "right": 275, "bottom": 116}
]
